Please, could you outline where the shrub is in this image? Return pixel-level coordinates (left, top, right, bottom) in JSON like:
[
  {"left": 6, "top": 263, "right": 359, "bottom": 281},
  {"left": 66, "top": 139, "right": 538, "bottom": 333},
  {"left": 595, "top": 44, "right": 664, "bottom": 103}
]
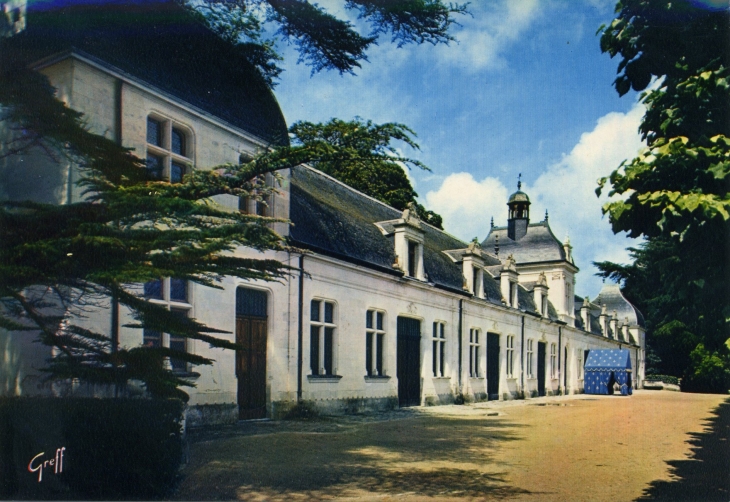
[
  {"left": 0, "top": 397, "right": 184, "bottom": 500},
  {"left": 681, "top": 344, "right": 730, "bottom": 394},
  {"left": 645, "top": 374, "right": 680, "bottom": 386}
]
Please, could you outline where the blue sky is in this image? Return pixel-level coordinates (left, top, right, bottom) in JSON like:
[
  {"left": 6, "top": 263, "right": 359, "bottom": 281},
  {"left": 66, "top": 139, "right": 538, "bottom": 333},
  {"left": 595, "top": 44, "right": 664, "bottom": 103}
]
[{"left": 272, "top": 0, "right": 646, "bottom": 299}]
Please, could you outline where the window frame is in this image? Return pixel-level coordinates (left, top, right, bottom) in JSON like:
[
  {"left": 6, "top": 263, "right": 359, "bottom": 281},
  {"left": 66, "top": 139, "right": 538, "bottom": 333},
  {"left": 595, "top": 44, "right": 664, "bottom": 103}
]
[
  {"left": 550, "top": 343, "right": 557, "bottom": 379},
  {"left": 469, "top": 328, "right": 481, "bottom": 378},
  {"left": 506, "top": 335, "right": 515, "bottom": 377},
  {"left": 142, "top": 278, "right": 193, "bottom": 374},
  {"left": 526, "top": 339, "right": 534, "bottom": 378},
  {"left": 432, "top": 321, "right": 446, "bottom": 377},
  {"left": 310, "top": 299, "right": 338, "bottom": 377},
  {"left": 146, "top": 115, "right": 193, "bottom": 183},
  {"left": 365, "top": 309, "right": 387, "bottom": 377}
]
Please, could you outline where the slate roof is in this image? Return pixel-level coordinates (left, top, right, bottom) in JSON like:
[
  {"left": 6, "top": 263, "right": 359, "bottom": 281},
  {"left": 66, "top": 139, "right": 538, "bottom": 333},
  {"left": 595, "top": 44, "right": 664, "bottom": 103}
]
[
  {"left": 10, "top": 0, "right": 288, "bottom": 146},
  {"left": 595, "top": 283, "right": 645, "bottom": 328},
  {"left": 289, "top": 166, "right": 563, "bottom": 319},
  {"left": 482, "top": 222, "right": 574, "bottom": 266},
  {"left": 290, "top": 166, "right": 507, "bottom": 305}
]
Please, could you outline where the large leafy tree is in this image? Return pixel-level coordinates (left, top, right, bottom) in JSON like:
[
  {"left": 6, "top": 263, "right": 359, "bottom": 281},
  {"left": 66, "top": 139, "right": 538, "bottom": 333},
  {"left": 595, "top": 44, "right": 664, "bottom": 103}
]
[
  {"left": 0, "top": 1, "right": 459, "bottom": 398},
  {"left": 290, "top": 118, "right": 443, "bottom": 228},
  {"left": 597, "top": 0, "right": 730, "bottom": 391},
  {"left": 186, "top": 0, "right": 468, "bottom": 87}
]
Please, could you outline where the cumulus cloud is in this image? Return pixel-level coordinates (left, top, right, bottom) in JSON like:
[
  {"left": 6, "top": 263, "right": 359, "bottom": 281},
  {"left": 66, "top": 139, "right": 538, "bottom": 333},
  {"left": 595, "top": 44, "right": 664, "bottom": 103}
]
[
  {"left": 425, "top": 102, "right": 646, "bottom": 297},
  {"left": 429, "top": 0, "right": 541, "bottom": 72}
]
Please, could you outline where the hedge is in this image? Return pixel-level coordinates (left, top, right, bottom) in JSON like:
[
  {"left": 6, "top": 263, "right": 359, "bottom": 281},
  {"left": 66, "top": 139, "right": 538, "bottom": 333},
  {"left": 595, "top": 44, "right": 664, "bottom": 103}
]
[
  {"left": 645, "top": 374, "right": 680, "bottom": 386},
  {"left": 0, "top": 397, "right": 184, "bottom": 500}
]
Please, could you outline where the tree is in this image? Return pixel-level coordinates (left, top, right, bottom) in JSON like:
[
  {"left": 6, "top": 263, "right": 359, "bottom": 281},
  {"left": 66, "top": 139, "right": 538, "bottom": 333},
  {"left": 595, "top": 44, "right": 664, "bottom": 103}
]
[
  {"left": 186, "top": 0, "right": 469, "bottom": 87},
  {"left": 597, "top": 0, "right": 730, "bottom": 391},
  {"left": 290, "top": 118, "right": 444, "bottom": 228}
]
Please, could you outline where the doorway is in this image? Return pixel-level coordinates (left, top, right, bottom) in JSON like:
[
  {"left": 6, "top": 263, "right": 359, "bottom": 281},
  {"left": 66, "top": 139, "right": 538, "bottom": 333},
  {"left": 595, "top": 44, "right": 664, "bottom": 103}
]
[
  {"left": 537, "top": 341, "right": 546, "bottom": 397},
  {"left": 236, "top": 288, "right": 268, "bottom": 420},
  {"left": 397, "top": 317, "right": 421, "bottom": 407},
  {"left": 487, "top": 333, "right": 500, "bottom": 400}
]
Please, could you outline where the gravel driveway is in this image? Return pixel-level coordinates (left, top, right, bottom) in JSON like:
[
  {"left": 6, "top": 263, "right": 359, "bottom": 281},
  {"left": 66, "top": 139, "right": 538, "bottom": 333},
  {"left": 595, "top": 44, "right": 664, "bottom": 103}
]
[{"left": 172, "top": 391, "right": 729, "bottom": 501}]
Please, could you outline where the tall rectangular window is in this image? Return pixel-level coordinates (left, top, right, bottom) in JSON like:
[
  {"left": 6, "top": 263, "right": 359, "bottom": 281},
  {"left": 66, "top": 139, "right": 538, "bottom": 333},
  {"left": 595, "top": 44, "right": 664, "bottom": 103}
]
[
  {"left": 146, "top": 115, "right": 192, "bottom": 183},
  {"left": 147, "top": 117, "right": 162, "bottom": 146},
  {"left": 526, "top": 339, "right": 534, "bottom": 377},
  {"left": 366, "top": 310, "right": 386, "bottom": 376},
  {"left": 506, "top": 335, "right": 514, "bottom": 377},
  {"left": 432, "top": 321, "right": 446, "bottom": 377},
  {"left": 469, "top": 328, "right": 480, "bottom": 377},
  {"left": 550, "top": 343, "right": 557, "bottom": 378},
  {"left": 408, "top": 240, "right": 418, "bottom": 277},
  {"left": 310, "top": 299, "right": 336, "bottom": 376},
  {"left": 142, "top": 278, "right": 191, "bottom": 373}
]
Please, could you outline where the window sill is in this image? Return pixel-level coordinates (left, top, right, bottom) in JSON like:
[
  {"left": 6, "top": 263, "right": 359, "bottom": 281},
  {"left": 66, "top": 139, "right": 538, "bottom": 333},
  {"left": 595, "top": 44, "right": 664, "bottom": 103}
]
[
  {"left": 174, "top": 371, "right": 200, "bottom": 379},
  {"left": 307, "top": 375, "right": 343, "bottom": 383},
  {"left": 506, "top": 377, "right": 517, "bottom": 381},
  {"left": 469, "top": 376, "right": 484, "bottom": 380},
  {"left": 364, "top": 375, "right": 391, "bottom": 381},
  {"left": 432, "top": 376, "right": 451, "bottom": 380}
]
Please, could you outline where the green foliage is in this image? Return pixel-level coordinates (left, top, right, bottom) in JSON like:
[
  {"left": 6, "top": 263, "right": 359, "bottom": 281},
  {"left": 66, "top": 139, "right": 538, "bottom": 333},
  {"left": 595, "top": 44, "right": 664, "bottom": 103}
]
[
  {"left": 682, "top": 344, "right": 730, "bottom": 394},
  {"left": 597, "top": 0, "right": 729, "bottom": 240},
  {"left": 185, "top": 0, "right": 468, "bottom": 83},
  {"left": 596, "top": 0, "right": 730, "bottom": 392},
  {"left": 644, "top": 374, "right": 680, "bottom": 386},
  {"left": 290, "top": 118, "right": 444, "bottom": 228},
  {"left": 0, "top": 397, "right": 184, "bottom": 499}
]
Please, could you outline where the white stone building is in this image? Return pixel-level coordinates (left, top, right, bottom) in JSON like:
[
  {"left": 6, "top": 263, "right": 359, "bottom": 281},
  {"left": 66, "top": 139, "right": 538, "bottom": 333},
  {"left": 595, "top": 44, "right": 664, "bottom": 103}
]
[{"left": 0, "top": 1, "right": 645, "bottom": 426}]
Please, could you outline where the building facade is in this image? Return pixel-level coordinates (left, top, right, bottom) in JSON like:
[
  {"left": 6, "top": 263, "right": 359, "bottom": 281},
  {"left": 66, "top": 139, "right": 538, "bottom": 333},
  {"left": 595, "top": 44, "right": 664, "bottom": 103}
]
[{"left": 0, "top": 1, "right": 645, "bottom": 426}]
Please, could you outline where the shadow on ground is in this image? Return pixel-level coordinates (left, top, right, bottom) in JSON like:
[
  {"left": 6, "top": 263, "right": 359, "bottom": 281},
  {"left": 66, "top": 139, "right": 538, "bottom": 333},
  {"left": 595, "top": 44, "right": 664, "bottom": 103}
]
[
  {"left": 174, "top": 411, "right": 536, "bottom": 500},
  {"left": 636, "top": 398, "right": 730, "bottom": 502}
]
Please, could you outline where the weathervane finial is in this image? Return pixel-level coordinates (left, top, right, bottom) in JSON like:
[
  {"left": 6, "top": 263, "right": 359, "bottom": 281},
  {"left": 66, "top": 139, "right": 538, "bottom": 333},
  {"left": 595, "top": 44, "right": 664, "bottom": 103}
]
[{"left": 517, "top": 173, "right": 522, "bottom": 190}]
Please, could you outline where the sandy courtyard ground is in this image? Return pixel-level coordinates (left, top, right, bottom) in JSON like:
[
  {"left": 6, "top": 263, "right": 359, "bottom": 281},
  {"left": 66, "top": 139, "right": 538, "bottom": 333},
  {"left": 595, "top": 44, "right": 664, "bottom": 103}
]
[{"left": 173, "top": 391, "right": 729, "bottom": 501}]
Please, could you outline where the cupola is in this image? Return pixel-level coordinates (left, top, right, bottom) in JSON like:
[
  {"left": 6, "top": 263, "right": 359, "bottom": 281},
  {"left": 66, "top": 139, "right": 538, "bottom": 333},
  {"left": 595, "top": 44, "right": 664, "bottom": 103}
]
[{"left": 507, "top": 175, "right": 530, "bottom": 241}]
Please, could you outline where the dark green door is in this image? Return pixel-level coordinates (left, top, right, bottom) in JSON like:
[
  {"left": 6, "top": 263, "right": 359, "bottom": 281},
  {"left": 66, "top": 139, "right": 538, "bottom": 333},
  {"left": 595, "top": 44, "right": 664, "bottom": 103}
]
[
  {"left": 537, "top": 342, "right": 546, "bottom": 397},
  {"left": 487, "top": 333, "right": 500, "bottom": 400},
  {"left": 397, "top": 317, "right": 421, "bottom": 407}
]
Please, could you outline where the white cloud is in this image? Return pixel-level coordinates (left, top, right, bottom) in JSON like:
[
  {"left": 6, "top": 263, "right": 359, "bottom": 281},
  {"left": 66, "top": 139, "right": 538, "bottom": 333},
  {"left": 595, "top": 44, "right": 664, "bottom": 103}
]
[
  {"left": 429, "top": 0, "right": 542, "bottom": 72},
  {"left": 425, "top": 173, "right": 509, "bottom": 241},
  {"left": 425, "top": 102, "right": 646, "bottom": 297}
]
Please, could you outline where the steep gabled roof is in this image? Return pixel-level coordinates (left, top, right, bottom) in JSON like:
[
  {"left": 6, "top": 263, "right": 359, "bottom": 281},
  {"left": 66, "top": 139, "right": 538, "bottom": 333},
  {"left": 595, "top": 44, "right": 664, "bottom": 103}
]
[
  {"left": 290, "top": 166, "right": 505, "bottom": 304},
  {"left": 10, "top": 0, "right": 288, "bottom": 146},
  {"left": 482, "top": 221, "right": 574, "bottom": 266}
]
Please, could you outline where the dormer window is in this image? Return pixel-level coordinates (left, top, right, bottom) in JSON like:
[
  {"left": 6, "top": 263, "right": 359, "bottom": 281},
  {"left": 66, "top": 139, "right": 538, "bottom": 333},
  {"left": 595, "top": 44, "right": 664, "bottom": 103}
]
[
  {"left": 146, "top": 115, "right": 193, "bottom": 183},
  {"left": 509, "top": 282, "right": 517, "bottom": 307},
  {"left": 407, "top": 240, "right": 418, "bottom": 277},
  {"left": 472, "top": 267, "right": 484, "bottom": 298},
  {"left": 375, "top": 204, "right": 425, "bottom": 281},
  {"left": 542, "top": 296, "right": 548, "bottom": 316}
]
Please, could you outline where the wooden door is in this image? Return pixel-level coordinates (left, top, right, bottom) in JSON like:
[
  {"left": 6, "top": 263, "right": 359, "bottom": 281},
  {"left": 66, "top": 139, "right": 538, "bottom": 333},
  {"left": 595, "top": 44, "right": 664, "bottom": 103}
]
[
  {"left": 537, "top": 342, "right": 546, "bottom": 397},
  {"left": 397, "top": 317, "right": 421, "bottom": 407},
  {"left": 236, "top": 316, "right": 267, "bottom": 419},
  {"left": 487, "top": 333, "right": 500, "bottom": 400}
]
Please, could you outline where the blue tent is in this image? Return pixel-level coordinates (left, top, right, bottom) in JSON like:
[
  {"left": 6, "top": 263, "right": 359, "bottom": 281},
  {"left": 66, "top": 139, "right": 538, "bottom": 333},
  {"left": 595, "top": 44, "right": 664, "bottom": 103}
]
[{"left": 584, "top": 349, "right": 632, "bottom": 396}]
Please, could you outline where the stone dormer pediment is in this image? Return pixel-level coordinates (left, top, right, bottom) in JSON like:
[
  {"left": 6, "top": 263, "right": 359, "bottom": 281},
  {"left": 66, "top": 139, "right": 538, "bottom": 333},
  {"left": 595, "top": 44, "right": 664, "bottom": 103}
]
[{"left": 374, "top": 204, "right": 425, "bottom": 280}]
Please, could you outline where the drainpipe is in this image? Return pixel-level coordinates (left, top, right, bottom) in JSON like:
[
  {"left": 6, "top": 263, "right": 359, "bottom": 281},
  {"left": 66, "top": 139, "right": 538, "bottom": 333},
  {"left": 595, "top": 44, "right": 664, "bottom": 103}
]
[
  {"left": 520, "top": 316, "right": 525, "bottom": 397},
  {"left": 458, "top": 299, "right": 463, "bottom": 391},
  {"left": 558, "top": 326, "right": 562, "bottom": 395},
  {"left": 297, "top": 255, "right": 305, "bottom": 402}
]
